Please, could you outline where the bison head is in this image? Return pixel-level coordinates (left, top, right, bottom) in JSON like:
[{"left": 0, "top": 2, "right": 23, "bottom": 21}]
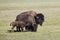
[{"left": 35, "top": 13, "right": 44, "bottom": 26}]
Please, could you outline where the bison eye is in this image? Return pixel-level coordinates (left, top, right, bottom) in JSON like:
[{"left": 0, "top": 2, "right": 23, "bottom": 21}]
[{"left": 36, "top": 17, "right": 39, "bottom": 18}]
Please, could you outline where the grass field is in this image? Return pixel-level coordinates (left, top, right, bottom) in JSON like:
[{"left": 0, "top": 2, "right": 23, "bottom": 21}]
[{"left": 0, "top": 0, "right": 60, "bottom": 40}]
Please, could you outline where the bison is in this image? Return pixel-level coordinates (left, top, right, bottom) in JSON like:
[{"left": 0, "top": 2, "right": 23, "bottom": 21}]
[
  {"left": 10, "top": 21, "right": 26, "bottom": 32},
  {"left": 10, "top": 21, "right": 27, "bottom": 31}
]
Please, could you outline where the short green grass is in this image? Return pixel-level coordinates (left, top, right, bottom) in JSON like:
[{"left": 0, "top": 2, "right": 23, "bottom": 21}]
[{"left": 0, "top": 0, "right": 60, "bottom": 40}]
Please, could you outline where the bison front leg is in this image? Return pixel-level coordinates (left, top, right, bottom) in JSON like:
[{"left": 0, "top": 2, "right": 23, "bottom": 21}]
[
  {"left": 32, "top": 24, "right": 38, "bottom": 32},
  {"left": 34, "top": 25, "right": 38, "bottom": 32}
]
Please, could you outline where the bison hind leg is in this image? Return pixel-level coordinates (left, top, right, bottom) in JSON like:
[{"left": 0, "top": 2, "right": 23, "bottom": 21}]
[
  {"left": 16, "top": 26, "right": 21, "bottom": 32},
  {"left": 20, "top": 27, "right": 24, "bottom": 32}
]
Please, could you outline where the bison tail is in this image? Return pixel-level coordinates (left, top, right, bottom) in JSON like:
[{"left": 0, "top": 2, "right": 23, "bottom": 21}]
[
  {"left": 10, "top": 22, "right": 13, "bottom": 26},
  {"left": 10, "top": 23, "right": 11, "bottom": 26}
]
